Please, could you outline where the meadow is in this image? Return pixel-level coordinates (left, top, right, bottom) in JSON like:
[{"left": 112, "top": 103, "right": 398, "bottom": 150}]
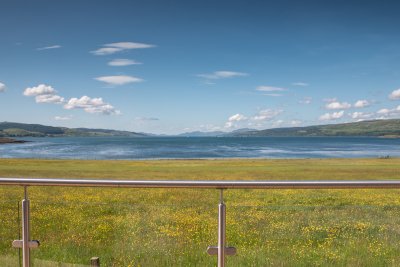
[{"left": 1, "top": 158, "right": 400, "bottom": 266}]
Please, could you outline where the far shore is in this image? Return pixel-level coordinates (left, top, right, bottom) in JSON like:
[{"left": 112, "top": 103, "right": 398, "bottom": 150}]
[{"left": 0, "top": 137, "right": 28, "bottom": 144}]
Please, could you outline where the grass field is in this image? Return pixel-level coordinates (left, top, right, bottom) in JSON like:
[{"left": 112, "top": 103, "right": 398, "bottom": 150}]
[{"left": 1, "top": 158, "right": 400, "bottom": 266}]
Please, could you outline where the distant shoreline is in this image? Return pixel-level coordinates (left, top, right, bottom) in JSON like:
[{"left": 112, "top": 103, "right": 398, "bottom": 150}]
[{"left": 0, "top": 137, "right": 28, "bottom": 144}]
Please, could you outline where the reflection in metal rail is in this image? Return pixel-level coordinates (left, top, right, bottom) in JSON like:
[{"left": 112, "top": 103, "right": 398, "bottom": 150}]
[{"left": 1, "top": 178, "right": 400, "bottom": 267}]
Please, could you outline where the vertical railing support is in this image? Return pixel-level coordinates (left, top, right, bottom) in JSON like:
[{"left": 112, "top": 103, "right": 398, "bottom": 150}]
[
  {"left": 12, "top": 185, "right": 40, "bottom": 267},
  {"left": 207, "top": 189, "right": 236, "bottom": 266},
  {"left": 22, "top": 186, "right": 30, "bottom": 267},
  {"left": 218, "top": 189, "right": 226, "bottom": 267},
  {"left": 12, "top": 186, "right": 39, "bottom": 266}
]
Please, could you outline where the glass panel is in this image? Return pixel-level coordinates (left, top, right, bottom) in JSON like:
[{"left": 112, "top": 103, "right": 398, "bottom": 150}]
[
  {"left": 28, "top": 187, "right": 218, "bottom": 266},
  {"left": 226, "top": 189, "right": 400, "bottom": 266},
  {"left": 0, "top": 187, "right": 21, "bottom": 267},
  {"left": 3, "top": 187, "right": 400, "bottom": 266}
]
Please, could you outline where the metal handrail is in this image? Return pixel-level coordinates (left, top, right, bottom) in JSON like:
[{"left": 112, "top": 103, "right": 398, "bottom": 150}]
[
  {"left": 2, "top": 178, "right": 400, "bottom": 188},
  {"left": 2, "top": 178, "right": 400, "bottom": 267}
]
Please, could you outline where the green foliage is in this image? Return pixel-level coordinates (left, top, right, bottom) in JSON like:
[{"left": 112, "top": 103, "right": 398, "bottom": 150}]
[
  {"left": 0, "top": 122, "right": 145, "bottom": 137},
  {"left": 233, "top": 119, "right": 400, "bottom": 137}
]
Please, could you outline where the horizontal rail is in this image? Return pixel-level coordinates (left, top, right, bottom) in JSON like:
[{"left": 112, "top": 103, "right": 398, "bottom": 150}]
[{"left": 1, "top": 178, "right": 400, "bottom": 189}]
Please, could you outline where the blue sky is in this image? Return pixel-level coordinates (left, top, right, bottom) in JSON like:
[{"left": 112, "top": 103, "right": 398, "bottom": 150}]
[{"left": 1, "top": 0, "right": 400, "bottom": 134}]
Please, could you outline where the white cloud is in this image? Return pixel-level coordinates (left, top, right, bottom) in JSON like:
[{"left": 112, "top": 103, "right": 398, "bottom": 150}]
[
  {"left": 325, "top": 101, "right": 351, "bottom": 110},
  {"left": 373, "top": 106, "right": 400, "bottom": 118},
  {"left": 377, "top": 108, "right": 391, "bottom": 115},
  {"left": 252, "top": 109, "right": 282, "bottom": 121},
  {"left": 224, "top": 113, "right": 248, "bottom": 128},
  {"left": 354, "top": 100, "right": 370, "bottom": 108},
  {"left": 389, "top": 88, "right": 400, "bottom": 100},
  {"left": 91, "top": 42, "right": 155, "bottom": 55},
  {"left": 350, "top": 112, "right": 373, "bottom": 120},
  {"left": 0, "top": 82, "right": 6, "bottom": 92},
  {"left": 292, "top": 82, "right": 309, "bottom": 86},
  {"left": 272, "top": 120, "right": 285, "bottom": 127},
  {"left": 319, "top": 110, "right": 344, "bottom": 121},
  {"left": 228, "top": 113, "right": 247, "bottom": 122},
  {"left": 197, "top": 71, "right": 248, "bottom": 80},
  {"left": 54, "top": 116, "right": 72, "bottom": 121},
  {"left": 37, "top": 45, "right": 62, "bottom": 51},
  {"left": 299, "top": 97, "right": 312, "bottom": 104},
  {"left": 23, "top": 84, "right": 56, "bottom": 96},
  {"left": 256, "top": 86, "right": 286, "bottom": 92},
  {"left": 95, "top": 75, "right": 143, "bottom": 86},
  {"left": 64, "top": 96, "right": 120, "bottom": 115},
  {"left": 108, "top": 59, "right": 142, "bottom": 66},
  {"left": 35, "top": 94, "right": 65, "bottom": 104},
  {"left": 290, "top": 120, "right": 302, "bottom": 126}
]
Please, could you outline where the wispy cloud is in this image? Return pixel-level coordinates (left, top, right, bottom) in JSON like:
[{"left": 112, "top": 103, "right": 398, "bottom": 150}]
[
  {"left": 292, "top": 82, "right": 309, "bottom": 87},
  {"left": 256, "top": 85, "right": 286, "bottom": 92},
  {"left": 37, "top": 45, "right": 62, "bottom": 51},
  {"left": 54, "top": 115, "right": 72, "bottom": 121},
  {"left": 389, "top": 88, "right": 400, "bottom": 100},
  {"left": 325, "top": 101, "right": 351, "bottom": 110},
  {"left": 95, "top": 75, "right": 143, "bottom": 86},
  {"left": 108, "top": 59, "right": 142, "bottom": 66},
  {"left": 91, "top": 42, "right": 155, "bottom": 55},
  {"left": 354, "top": 100, "right": 370, "bottom": 108},
  {"left": 323, "top": 97, "right": 337, "bottom": 103},
  {"left": 64, "top": 96, "right": 120, "bottom": 115},
  {"left": 252, "top": 109, "right": 282, "bottom": 121},
  {"left": 262, "top": 93, "right": 283, "bottom": 97},
  {"left": 197, "top": 71, "right": 248, "bottom": 80},
  {"left": 135, "top": 117, "right": 159, "bottom": 121},
  {"left": 0, "top": 82, "right": 6, "bottom": 92},
  {"left": 299, "top": 97, "right": 312, "bottom": 104},
  {"left": 319, "top": 110, "right": 344, "bottom": 121}
]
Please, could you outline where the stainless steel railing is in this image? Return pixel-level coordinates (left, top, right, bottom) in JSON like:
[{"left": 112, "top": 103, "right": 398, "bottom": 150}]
[{"left": 2, "top": 178, "right": 400, "bottom": 267}]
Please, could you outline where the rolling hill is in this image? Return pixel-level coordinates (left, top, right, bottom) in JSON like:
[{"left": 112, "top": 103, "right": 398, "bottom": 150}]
[
  {"left": 229, "top": 119, "right": 400, "bottom": 137},
  {"left": 0, "top": 122, "right": 146, "bottom": 137}
]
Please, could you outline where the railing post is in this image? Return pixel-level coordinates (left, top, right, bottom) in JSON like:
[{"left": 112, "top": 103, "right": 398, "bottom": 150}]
[
  {"left": 22, "top": 186, "right": 30, "bottom": 267},
  {"left": 91, "top": 256, "right": 100, "bottom": 266},
  {"left": 218, "top": 189, "right": 226, "bottom": 267}
]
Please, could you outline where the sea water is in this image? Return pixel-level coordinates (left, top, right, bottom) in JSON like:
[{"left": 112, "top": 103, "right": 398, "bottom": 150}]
[{"left": 1, "top": 136, "right": 399, "bottom": 159}]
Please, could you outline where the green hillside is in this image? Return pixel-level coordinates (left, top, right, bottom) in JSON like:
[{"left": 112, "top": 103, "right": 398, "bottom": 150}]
[
  {"left": 0, "top": 122, "right": 146, "bottom": 137},
  {"left": 232, "top": 119, "right": 400, "bottom": 137}
]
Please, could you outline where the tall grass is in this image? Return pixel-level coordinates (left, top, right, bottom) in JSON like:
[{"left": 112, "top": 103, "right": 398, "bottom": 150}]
[{"left": 1, "top": 158, "right": 400, "bottom": 266}]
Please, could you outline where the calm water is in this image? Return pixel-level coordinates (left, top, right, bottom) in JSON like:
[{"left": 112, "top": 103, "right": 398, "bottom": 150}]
[{"left": 0, "top": 136, "right": 399, "bottom": 159}]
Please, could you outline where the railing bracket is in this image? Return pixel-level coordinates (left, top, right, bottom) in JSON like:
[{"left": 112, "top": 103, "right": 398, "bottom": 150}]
[
  {"left": 12, "top": 240, "right": 40, "bottom": 249},
  {"left": 206, "top": 246, "right": 236, "bottom": 256}
]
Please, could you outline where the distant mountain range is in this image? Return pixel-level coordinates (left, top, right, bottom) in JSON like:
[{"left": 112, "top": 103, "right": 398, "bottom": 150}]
[
  {"left": 178, "top": 128, "right": 257, "bottom": 137},
  {"left": 1, "top": 119, "right": 400, "bottom": 138}
]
